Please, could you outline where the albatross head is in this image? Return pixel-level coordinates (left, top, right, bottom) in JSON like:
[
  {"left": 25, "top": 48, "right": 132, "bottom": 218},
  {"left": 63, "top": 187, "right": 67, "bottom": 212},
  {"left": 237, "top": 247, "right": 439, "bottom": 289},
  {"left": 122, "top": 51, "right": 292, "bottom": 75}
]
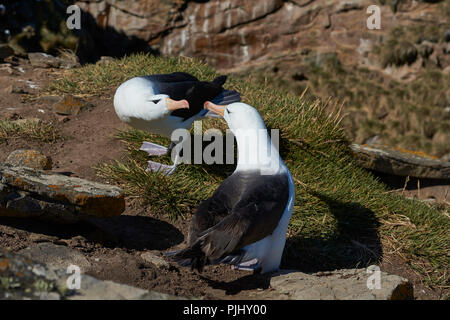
[
  {"left": 204, "top": 101, "right": 266, "bottom": 132},
  {"left": 148, "top": 94, "right": 189, "bottom": 114},
  {"left": 205, "top": 101, "right": 281, "bottom": 173},
  {"left": 115, "top": 93, "right": 189, "bottom": 124}
]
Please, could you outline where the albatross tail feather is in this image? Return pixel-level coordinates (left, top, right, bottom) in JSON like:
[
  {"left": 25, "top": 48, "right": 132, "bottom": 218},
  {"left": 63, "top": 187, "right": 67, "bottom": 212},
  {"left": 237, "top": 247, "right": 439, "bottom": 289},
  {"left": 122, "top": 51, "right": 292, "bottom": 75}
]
[
  {"left": 165, "top": 244, "right": 207, "bottom": 272},
  {"left": 211, "top": 89, "right": 242, "bottom": 105},
  {"left": 212, "top": 75, "right": 227, "bottom": 86}
]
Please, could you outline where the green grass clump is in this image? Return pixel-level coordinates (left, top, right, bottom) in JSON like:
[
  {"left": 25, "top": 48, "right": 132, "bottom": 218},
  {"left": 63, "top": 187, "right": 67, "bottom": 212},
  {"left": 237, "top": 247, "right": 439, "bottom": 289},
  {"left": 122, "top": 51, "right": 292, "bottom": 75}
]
[
  {"left": 0, "top": 119, "right": 63, "bottom": 143},
  {"left": 49, "top": 54, "right": 449, "bottom": 292}
]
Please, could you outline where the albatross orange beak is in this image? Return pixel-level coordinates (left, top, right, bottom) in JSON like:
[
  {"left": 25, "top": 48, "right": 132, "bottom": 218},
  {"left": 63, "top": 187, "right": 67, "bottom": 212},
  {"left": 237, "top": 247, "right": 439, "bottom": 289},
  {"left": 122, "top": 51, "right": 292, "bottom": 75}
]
[
  {"left": 166, "top": 98, "right": 189, "bottom": 111},
  {"left": 204, "top": 101, "right": 226, "bottom": 117}
]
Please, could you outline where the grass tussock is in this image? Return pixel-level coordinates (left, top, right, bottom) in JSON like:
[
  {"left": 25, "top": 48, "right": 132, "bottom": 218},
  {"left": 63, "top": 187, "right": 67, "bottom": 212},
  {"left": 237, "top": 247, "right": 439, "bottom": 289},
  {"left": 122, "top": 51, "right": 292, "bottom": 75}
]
[
  {"left": 0, "top": 119, "right": 63, "bottom": 143},
  {"left": 50, "top": 54, "right": 449, "bottom": 292}
]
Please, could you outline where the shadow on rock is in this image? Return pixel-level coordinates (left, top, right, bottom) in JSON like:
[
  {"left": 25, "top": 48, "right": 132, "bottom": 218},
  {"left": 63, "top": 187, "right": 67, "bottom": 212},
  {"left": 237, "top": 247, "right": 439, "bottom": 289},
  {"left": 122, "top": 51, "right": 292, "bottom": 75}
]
[{"left": 200, "top": 272, "right": 271, "bottom": 296}]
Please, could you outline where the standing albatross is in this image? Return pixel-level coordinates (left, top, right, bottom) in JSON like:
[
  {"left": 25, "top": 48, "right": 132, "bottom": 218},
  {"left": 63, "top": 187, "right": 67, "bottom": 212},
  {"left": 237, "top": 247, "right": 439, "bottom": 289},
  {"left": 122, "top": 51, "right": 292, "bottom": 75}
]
[
  {"left": 167, "top": 101, "right": 295, "bottom": 273},
  {"left": 113, "top": 72, "right": 241, "bottom": 175}
]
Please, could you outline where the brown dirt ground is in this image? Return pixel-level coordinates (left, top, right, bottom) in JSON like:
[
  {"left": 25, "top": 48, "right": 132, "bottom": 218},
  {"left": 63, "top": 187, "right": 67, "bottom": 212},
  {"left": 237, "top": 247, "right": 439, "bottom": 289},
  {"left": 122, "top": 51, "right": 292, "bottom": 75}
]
[{"left": 0, "top": 58, "right": 447, "bottom": 300}]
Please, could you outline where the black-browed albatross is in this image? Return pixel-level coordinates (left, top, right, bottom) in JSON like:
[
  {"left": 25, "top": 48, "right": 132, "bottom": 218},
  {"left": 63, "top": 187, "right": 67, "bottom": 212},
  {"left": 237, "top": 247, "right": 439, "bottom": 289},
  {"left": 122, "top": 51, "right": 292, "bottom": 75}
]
[
  {"left": 113, "top": 72, "right": 241, "bottom": 175},
  {"left": 167, "top": 101, "right": 295, "bottom": 273}
]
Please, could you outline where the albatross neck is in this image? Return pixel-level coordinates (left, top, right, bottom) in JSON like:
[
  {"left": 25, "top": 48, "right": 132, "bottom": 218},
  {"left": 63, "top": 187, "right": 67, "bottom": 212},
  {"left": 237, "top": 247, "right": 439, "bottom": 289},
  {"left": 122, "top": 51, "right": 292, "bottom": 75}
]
[{"left": 233, "top": 126, "right": 284, "bottom": 175}]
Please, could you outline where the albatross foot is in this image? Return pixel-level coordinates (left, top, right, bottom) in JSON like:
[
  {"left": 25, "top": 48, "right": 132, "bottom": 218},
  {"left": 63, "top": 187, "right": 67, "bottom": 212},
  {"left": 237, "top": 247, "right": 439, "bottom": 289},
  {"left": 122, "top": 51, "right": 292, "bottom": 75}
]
[
  {"left": 231, "top": 258, "right": 261, "bottom": 272},
  {"left": 146, "top": 160, "right": 176, "bottom": 176},
  {"left": 140, "top": 141, "right": 169, "bottom": 156}
]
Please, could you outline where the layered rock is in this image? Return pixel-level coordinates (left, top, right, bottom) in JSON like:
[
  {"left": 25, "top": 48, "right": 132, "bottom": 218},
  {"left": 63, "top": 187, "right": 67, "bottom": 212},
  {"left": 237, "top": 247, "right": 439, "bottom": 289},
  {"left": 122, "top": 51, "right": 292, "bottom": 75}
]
[
  {"left": 351, "top": 143, "right": 450, "bottom": 179},
  {"left": 76, "top": 0, "right": 449, "bottom": 72},
  {"left": 0, "top": 164, "right": 125, "bottom": 222},
  {"left": 0, "top": 247, "right": 183, "bottom": 300},
  {"left": 252, "top": 268, "right": 414, "bottom": 300}
]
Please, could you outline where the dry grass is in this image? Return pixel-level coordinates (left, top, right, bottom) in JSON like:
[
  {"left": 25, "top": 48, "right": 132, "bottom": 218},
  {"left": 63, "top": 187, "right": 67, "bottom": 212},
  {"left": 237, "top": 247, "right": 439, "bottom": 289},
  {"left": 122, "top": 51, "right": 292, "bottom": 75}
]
[{"left": 0, "top": 119, "right": 63, "bottom": 143}]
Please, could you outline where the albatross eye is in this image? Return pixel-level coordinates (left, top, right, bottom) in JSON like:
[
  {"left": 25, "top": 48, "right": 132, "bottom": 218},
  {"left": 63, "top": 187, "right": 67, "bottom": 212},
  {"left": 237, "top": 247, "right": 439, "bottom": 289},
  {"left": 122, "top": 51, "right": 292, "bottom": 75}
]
[{"left": 152, "top": 99, "right": 161, "bottom": 104}]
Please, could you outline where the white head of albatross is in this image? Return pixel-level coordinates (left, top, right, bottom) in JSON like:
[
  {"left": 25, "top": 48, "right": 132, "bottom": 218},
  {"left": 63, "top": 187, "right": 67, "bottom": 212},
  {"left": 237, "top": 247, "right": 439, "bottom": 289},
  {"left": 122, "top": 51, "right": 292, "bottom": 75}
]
[
  {"left": 205, "top": 101, "right": 283, "bottom": 175},
  {"left": 167, "top": 101, "right": 295, "bottom": 274}
]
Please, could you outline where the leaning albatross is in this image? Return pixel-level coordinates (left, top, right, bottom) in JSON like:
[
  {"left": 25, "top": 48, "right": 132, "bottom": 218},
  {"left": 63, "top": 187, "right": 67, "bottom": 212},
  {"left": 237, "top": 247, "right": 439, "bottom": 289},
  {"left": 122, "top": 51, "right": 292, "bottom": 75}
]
[
  {"left": 113, "top": 72, "right": 241, "bottom": 175},
  {"left": 167, "top": 101, "right": 295, "bottom": 273}
]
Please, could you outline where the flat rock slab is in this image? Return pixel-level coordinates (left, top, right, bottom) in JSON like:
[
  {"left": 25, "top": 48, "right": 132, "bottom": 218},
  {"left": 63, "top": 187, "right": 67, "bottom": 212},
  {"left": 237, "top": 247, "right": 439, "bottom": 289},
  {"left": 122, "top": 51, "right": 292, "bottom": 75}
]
[
  {"left": 0, "top": 248, "right": 182, "bottom": 300},
  {"left": 351, "top": 143, "right": 450, "bottom": 179},
  {"left": 252, "top": 268, "right": 413, "bottom": 300},
  {"left": 0, "top": 164, "right": 125, "bottom": 222}
]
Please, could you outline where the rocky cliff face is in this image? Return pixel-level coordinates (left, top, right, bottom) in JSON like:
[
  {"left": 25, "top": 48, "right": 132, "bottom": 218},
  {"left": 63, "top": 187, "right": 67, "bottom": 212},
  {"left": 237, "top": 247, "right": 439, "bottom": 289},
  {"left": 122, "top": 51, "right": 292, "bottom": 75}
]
[{"left": 76, "top": 0, "right": 449, "bottom": 72}]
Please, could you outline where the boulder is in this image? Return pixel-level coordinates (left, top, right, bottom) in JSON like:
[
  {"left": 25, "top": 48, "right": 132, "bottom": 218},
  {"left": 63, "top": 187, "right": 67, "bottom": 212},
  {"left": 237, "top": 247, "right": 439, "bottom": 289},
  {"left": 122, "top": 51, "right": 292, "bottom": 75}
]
[
  {"left": 53, "top": 95, "right": 93, "bottom": 116},
  {"left": 0, "top": 164, "right": 125, "bottom": 222},
  {"left": 28, "top": 52, "right": 62, "bottom": 68},
  {"left": 0, "top": 249, "right": 64, "bottom": 300},
  {"left": 350, "top": 143, "right": 450, "bottom": 179},
  {"left": 253, "top": 268, "right": 413, "bottom": 300},
  {"left": 5, "top": 150, "right": 52, "bottom": 170},
  {"left": 141, "top": 252, "right": 170, "bottom": 270},
  {"left": 0, "top": 44, "right": 14, "bottom": 61},
  {"left": 28, "top": 52, "right": 80, "bottom": 69}
]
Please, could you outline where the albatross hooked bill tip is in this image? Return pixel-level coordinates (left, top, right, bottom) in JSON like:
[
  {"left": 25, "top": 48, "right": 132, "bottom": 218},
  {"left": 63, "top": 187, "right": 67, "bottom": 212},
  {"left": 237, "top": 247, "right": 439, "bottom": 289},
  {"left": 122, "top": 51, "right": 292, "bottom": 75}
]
[{"left": 204, "top": 101, "right": 226, "bottom": 117}]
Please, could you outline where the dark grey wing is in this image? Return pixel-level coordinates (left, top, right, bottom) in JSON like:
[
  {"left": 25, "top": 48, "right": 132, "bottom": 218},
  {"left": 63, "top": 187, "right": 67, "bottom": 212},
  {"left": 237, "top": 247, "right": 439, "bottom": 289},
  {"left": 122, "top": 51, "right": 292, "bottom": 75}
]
[
  {"left": 168, "top": 173, "right": 289, "bottom": 271},
  {"left": 187, "top": 170, "right": 261, "bottom": 245},
  {"left": 196, "top": 174, "right": 290, "bottom": 261},
  {"left": 187, "top": 197, "right": 230, "bottom": 246},
  {"left": 142, "top": 72, "right": 199, "bottom": 107},
  {"left": 144, "top": 72, "right": 199, "bottom": 83}
]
